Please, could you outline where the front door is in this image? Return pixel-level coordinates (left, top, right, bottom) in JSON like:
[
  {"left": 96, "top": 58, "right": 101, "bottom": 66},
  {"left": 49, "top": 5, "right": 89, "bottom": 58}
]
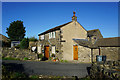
[
  {"left": 45, "top": 46, "right": 49, "bottom": 59},
  {"left": 73, "top": 45, "right": 78, "bottom": 60}
]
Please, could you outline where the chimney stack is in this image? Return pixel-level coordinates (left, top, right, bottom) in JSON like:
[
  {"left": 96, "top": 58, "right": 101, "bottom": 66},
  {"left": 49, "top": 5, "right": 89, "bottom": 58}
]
[{"left": 72, "top": 11, "right": 77, "bottom": 21}]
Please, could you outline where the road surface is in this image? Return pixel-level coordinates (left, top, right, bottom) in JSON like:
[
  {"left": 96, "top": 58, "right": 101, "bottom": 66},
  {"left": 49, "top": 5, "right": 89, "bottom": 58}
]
[{"left": 2, "top": 60, "right": 91, "bottom": 78}]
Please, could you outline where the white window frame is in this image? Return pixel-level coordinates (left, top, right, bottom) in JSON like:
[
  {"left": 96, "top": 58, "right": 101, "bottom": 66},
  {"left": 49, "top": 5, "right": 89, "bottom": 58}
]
[
  {"left": 51, "top": 32, "right": 52, "bottom": 38},
  {"left": 49, "top": 33, "right": 52, "bottom": 39},
  {"left": 49, "top": 33, "right": 50, "bottom": 39},
  {"left": 49, "top": 31, "right": 56, "bottom": 39},
  {"left": 41, "top": 35, "right": 44, "bottom": 40},
  {"left": 53, "top": 32, "right": 56, "bottom": 38},
  {"left": 38, "top": 44, "right": 41, "bottom": 53},
  {"left": 52, "top": 46, "right": 56, "bottom": 54}
]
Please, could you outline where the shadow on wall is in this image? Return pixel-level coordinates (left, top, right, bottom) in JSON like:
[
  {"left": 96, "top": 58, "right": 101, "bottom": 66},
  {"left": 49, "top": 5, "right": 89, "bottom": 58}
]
[{"left": 86, "top": 67, "right": 91, "bottom": 75}]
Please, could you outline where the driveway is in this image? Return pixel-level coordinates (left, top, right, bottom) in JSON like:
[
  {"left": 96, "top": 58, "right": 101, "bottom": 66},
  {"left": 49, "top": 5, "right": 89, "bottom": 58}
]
[{"left": 2, "top": 60, "right": 91, "bottom": 78}]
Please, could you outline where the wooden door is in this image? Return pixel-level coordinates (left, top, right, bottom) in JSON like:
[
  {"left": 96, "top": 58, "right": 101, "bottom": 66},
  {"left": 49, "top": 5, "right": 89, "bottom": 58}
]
[
  {"left": 73, "top": 45, "right": 78, "bottom": 60},
  {"left": 45, "top": 46, "right": 49, "bottom": 58}
]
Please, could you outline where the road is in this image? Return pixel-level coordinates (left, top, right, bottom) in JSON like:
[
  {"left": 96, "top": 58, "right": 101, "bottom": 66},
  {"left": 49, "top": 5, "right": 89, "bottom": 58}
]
[{"left": 2, "top": 60, "right": 91, "bottom": 78}]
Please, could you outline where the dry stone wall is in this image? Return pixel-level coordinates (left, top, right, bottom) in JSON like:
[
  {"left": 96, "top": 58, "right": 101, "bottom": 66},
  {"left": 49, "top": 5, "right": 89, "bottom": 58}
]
[
  {"left": 2, "top": 48, "right": 38, "bottom": 60},
  {"left": 90, "top": 61, "right": 120, "bottom": 80}
]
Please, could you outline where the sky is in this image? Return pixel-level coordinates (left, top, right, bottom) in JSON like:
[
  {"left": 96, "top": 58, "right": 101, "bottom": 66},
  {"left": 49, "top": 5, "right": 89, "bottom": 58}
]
[{"left": 2, "top": 2, "right": 118, "bottom": 39}]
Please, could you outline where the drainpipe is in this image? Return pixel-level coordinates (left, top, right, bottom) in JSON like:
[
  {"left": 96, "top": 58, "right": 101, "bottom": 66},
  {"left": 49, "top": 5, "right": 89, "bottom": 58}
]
[
  {"left": 99, "top": 48, "right": 101, "bottom": 55},
  {"left": 48, "top": 40, "right": 51, "bottom": 45},
  {"left": 91, "top": 48, "right": 93, "bottom": 63}
]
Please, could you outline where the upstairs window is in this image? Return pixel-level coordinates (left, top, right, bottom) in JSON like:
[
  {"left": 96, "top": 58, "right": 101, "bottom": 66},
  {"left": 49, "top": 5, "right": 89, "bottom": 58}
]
[
  {"left": 41, "top": 35, "right": 44, "bottom": 40},
  {"left": 49, "top": 32, "right": 52, "bottom": 39},
  {"left": 49, "top": 31, "right": 56, "bottom": 39},
  {"left": 53, "top": 32, "right": 55, "bottom": 38}
]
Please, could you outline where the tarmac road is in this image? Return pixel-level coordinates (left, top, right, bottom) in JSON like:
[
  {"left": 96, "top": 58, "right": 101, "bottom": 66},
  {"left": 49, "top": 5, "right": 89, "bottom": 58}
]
[{"left": 2, "top": 60, "right": 91, "bottom": 78}]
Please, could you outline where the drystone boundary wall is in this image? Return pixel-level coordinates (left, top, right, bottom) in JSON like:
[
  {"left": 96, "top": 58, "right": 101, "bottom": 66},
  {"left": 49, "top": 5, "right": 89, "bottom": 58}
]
[
  {"left": 2, "top": 48, "right": 38, "bottom": 60},
  {"left": 90, "top": 61, "right": 120, "bottom": 79}
]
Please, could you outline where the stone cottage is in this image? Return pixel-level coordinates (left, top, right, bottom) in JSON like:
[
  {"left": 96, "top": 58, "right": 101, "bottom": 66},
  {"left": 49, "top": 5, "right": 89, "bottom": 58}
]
[{"left": 37, "top": 12, "right": 120, "bottom": 62}]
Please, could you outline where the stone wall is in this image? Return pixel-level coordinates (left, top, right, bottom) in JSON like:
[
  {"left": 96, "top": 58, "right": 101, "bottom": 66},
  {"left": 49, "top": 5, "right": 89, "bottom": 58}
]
[
  {"left": 38, "top": 30, "right": 63, "bottom": 60},
  {"left": 2, "top": 48, "right": 38, "bottom": 60},
  {"left": 93, "top": 49, "right": 99, "bottom": 62},
  {"left": 78, "top": 46, "right": 91, "bottom": 62},
  {"left": 29, "top": 41, "right": 37, "bottom": 48},
  {"left": 100, "top": 47, "right": 120, "bottom": 61},
  {"left": 90, "top": 61, "right": 120, "bottom": 79}
]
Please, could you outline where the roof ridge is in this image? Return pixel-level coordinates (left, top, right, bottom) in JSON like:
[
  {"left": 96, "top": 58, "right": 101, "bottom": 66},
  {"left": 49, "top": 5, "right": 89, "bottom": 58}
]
[
  {"left": 87, "top": 29, "right": 99, "bottom": 32},
  {"left": 101, "top": 37, "right": 120, "bottom": 39},
  {"left": 38, "top": 21, "right": 73, "bottom": 36}
]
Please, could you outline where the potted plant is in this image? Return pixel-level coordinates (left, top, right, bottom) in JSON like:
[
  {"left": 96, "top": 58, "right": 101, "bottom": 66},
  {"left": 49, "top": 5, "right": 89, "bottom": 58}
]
[{"left": 56, "top": 49, "right": 59, "bottom": 53}]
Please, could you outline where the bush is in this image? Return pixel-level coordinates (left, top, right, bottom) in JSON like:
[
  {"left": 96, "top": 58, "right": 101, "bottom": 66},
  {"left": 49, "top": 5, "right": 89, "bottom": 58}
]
[
  {"left": 14, "top": 44, "right": 20, "bottom": 49},
  {"left": 38, "top": 54, "right": 43, "bottom": 59},
  {"left": 51, "top": 54, "right": 55, "bottom": 57},
  {"left": 23, "top": 57, "right": 29, "bottom": 60},
  {"left": 20, "top": 38, "right": 29, "bottom": 49}
]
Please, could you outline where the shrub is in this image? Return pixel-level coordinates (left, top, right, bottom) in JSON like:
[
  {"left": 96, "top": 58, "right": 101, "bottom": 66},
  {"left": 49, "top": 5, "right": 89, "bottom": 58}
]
[
  {"left": 38, "top": 54, "right": 43, "bottom": 59},
  {"left": 48, "top": 57, "right": 52, "bottom": 61},
  {"left": 20, "top": 38, "right": 29, "bottom": 49},
  {"left": 14, "top": 44, "right": 20, "bottom": 49},
  {"left": 51, "top": 54, "right": 55, "bottom": 57},
  {"left": 24, "top": 57, "right": 29, "bottom": 60}
]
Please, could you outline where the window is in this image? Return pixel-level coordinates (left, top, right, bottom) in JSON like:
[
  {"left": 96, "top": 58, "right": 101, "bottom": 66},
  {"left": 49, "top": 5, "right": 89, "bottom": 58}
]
[
  {"left": 49, "top": 33, "right": 50, "bottom": 39},
  {"left": 49, "top": 32, "right": 52, "bottom": 39},
  {"left": 38, "top": 44, "right": 41, "bottom": 53},
  {"left": 49, "top": 31, "right": 56, "bottom": 39},
  {"left": 51, "top": 32, "right": 52, "bottom": 38},
  {"left": 41, "top": 35, "right": 44, "bottom": 40},
  {"left": 53, "top": 32, "right": 55, "bottom": 38},
  {"left": 52, "top": 46, "right": 55, "bottom": 54}
]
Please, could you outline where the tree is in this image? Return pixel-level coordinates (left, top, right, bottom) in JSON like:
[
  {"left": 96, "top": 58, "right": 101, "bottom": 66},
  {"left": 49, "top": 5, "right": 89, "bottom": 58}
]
[
  {"left": 6, "top": 20, "right": 26, "bottom": 41},
  {"left": 20, "top": 38, "right": 29, "bottom": 49},
  {"left": 29, "top": 37, "right": 38, "bottom": 42}
]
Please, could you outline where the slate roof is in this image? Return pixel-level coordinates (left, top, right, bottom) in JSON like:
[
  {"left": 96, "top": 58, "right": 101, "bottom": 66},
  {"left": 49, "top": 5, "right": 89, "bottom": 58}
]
[
  {"left": 73, "top": 37, "right": 120, "bottom": 48},
  {"left": 87, "top": 29, "right": 103, "bottom": 38},
  {"left": 95, "top": 37, "right": 120, "bottom": 47},
  {"left": 73, "top": 39, "right": 92, "bottom": 48},
  {"left": 38, "top": 21, "right": 73, "bottom": 36}
]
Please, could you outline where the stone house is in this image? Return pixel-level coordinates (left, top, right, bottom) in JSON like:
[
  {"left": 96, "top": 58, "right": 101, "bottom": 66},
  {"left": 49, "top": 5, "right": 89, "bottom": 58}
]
[
  {"left": 0, "top": 34, "right": 10, "bottom": 47},
  {"left": 37, "top": 12, "right": 120, "bottom": 62}
]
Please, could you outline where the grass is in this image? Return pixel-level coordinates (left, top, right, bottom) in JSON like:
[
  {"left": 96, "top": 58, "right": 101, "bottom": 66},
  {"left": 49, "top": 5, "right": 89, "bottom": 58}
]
[
  {"left": 2, "top": 57, "right": 20, "bottom": 60},
  {"left": 60, "top": 60, "right": 68, "bottom": 63},
  {"left": 29, "top": 75, "right": 39, "bottom": 78},
  {"left": 23, "top": 57, "right": 29, "bottom": 60}
]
